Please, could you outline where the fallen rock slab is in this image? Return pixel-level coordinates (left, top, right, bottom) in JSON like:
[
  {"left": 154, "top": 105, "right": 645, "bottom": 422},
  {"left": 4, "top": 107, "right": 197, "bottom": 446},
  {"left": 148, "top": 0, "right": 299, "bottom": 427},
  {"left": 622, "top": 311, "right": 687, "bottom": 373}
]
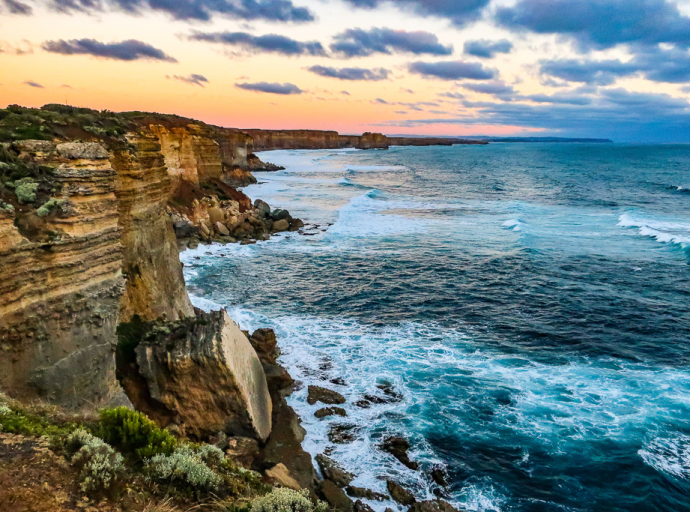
[
  {"left": 308, "top": 385, "right": 346, "bottom": 405},
  {"left": 265, "top": 463, "right": 301, "bottom": 490},
  {"left": 315, "top": 407, "right": 347, "bottom": 419},
  {"left": 387, "top": 480, "right": 416, "bottom": 506},
  {"left": 319, "top": 480, "right": 354, "bottom": 512},
  {"left": 346, "top": 486, "right": 388, "bottom": 501},
  {"left": 316, "top": 454, "right": 354, "bottom": 487}
]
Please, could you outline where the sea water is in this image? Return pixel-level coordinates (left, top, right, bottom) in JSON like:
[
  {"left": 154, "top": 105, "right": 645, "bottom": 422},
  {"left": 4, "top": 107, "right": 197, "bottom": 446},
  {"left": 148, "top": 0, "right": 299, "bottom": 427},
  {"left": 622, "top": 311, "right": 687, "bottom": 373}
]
[{"left": 181, "top": 144, "right": 690, "bottom": 512}]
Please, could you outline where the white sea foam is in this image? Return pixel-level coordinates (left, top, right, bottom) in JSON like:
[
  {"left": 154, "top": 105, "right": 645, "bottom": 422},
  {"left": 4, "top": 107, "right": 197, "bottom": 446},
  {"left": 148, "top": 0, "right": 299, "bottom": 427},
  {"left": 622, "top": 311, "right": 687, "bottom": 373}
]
[
  {"left": 617, "top": 213, "right": 690, "bottom": 248},
  {"left": 639, "top": 433, "right": 690, "bottom": 480},
  {"left": 501, "top": 219, "right": 524, "bottom": 232}
]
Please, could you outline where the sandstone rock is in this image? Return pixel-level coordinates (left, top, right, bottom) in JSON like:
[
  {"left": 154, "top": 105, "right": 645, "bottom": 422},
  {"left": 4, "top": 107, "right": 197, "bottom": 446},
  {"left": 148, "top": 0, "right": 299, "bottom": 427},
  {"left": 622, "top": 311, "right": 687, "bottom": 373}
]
[
  {"left": 272, "top": 219, "right": 290, "bottom": 232},
  {"left": 221, "top": 166, "right": 257, "bottom": 188},
  {"left": 316, "top": 454, "right": 354, "bottom": 487},
  {"left": 380, "top": 436, "right": 419, "bottom": 471},
  {"left": 199, "top": 222, "right": 211, "bottom": 236},
  {"left": 249, "top": 328, "right": 280, "bottom": 364},
  {"left": 290, "top": 219, "right": 305, "bottom": 231},
  {"left": 12, "top": 140, "right": 54, "bottom": 155},
  {"left": 209, "top": 207, "right": 225, "bottom": 225},
  {"left": 172, "top": 217, "right": 198, "bottom": 238},
  {"left": 346, "top": 486, "right": 388, "bottom": 501},
  {"left": 319, "top": 480, "right": 354, "bottom": 512},
  {"left": 408, "top": 500, "right": 462, "bottom": 512},
  {"left": 265, "top": 463, "right": 301, "bottom": 490},
  {"left": 215, "top": 222, "right": 230, "bottom": 236},
  {"left": 308, "top": 385, "right": 346, "bottom": 405},
  {"left": 254, "top": 199, "right": 271, "bottom": 217},
  {"left": 226, "top": 437, "right": 260, "bottom": 469},
  {"left": 315, "top": 407, "right": 347, "bottom": 419},
  {"left": 56, "top": 142, "right": 110, "bottom": 160},
  {"left": 354, "top": 500, "right": 375, "bottom": 512},
  {"left": 386, "top": 481, "right": 415, "bottom": 506},
  {"left": 132, "top": 309, "right": 272, "bottom": 441}
]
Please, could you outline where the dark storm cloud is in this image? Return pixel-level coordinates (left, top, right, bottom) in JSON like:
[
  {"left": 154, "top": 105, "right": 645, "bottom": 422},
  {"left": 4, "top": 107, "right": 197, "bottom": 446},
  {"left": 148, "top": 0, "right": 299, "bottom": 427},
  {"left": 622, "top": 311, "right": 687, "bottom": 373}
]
[
  {"left": 41, "top": 38, "right": 177, "bottom": 62},
  {"left": 169, "top": 73, "right": 209, "bottom": 86},
  {"left": 340, "top": 0, "right": 491, "bottom": 27},
  {"left": 462, "top": 80, "right": 515, "bottom": 96},
  {"left": 3, "top": 0, "right": 32, "bottom": 14},
  {"left": 463, "top": 39, "right": 513, "bottom": 58},
  {"left": 331, "top": 27, "right": 452, "bottom": 57},
  {"left": 379, "top": 88, "right": 690, "bottom": 142},
  {"left": 189, "top": 31, "right": 326, "bottom": 56},
  {"left": 37, "top": 0, "right": 314, "bottom": 22},
  {"left": 235, "top": 81, "right": 304, "bottom": 94},
  {"left": 307, "top": 65, "right": 390, "bottom": 81},
  {"left": 495, "top": 0, "right": 690, "bottom": 50},
  {"left": 408, "top": 60, "right": 495, "bottom": 80}
]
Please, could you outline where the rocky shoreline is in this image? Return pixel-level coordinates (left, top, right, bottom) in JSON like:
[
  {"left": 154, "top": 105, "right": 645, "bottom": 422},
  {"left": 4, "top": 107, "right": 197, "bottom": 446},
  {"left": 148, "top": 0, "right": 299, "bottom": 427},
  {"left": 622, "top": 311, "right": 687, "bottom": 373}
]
[{"left": 0, "top": 103, "right": 466, "bottom": 512}]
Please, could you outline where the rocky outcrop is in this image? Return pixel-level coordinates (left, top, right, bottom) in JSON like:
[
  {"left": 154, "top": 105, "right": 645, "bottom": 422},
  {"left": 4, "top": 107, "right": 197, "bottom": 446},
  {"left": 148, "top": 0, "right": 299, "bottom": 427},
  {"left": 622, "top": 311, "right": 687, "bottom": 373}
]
[
  {"left": 245, "top": 129, "right": 343, "bottom": 151},
  {"left": 122, "top": 309, "right": 272, "bottom": 442},
  {"left": 387, "top": 137, "right": 488, "bottom": 146}
]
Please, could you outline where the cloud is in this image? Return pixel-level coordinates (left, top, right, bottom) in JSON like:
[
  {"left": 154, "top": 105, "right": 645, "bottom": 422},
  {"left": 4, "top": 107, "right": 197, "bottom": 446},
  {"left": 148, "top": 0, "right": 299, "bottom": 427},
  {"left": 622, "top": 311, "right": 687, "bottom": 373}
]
[
  {"left": 523, "top": 92, "right": 592, "bottom": 105},
  {"left": 540, "top": 47, "right": 690, "bottom": 86},
  {"left": 2, "top": 0, "right": 32, "bottom": 14},
  {"left": 496, "top": 0, "right": 690, "bottom": 51},
  {"left": 408, "top": 60, "right": 495, "bottom": 80},
  {"left": 41, "top": 0, "right": 314, "bottom": 22},
  {"left": 464, "top": 39, "right": 513, "bottom": 59},
  {"left": 189, "top": 31, "right": 325, "bottom": 56},
  {"left": 331, "top": 27, "right": 452, "bottom": 57},
  {"left": 24, "top": 80, "right": 44, "bottom": 88},
  {"left": 379, "top": 88, "right": 690, "bottom": 142},
  {"left": 235, "top": 81, "right": 304, "bottom": 94},
  {"left": 169, "top": 73, "right": 209, "bottom": 87},
  {"left": 341, "top": 90, "right": 351, "bottom": 95},
  {"left": 341, "top": 0, "right": 491, "bottom": 27},
  {"left": 462, "top": 80, "right": 515, "bottom": 96},
  {"left": 307, "top": 65, "right": 390, "bottom": 81},
  {"left": 41, "top": 38, "right": 177, "bottom": 62}
]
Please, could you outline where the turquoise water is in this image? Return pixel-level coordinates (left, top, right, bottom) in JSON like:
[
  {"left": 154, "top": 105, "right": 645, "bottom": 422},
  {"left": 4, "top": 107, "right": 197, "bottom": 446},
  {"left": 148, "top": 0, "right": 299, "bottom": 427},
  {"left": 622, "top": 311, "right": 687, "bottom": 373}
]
[{"left": 182, "top": 144, "right": 690, "bottom": 512}]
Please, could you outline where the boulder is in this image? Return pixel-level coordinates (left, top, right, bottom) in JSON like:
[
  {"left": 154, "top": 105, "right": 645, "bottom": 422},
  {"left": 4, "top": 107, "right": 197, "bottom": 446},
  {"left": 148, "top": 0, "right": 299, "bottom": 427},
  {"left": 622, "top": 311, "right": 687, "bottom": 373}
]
[
  {"left": 199, "top": 222, "right": 211, "bottom": 237},
  {"left": 272, "top": 219, "right": 290, "bottom": 232},
  {"left": 386, "top": 481, "right": 415, "bottom": 506},
  {"left": 172, "top": 216, "right": 198, "bottom": 238},
  {"left": 215, "top": 222, "right": 230, "bottom": 236},
  {"left": 249, "top": 328, "right": 279, "bottom": 365},
  {"left": 265, "top": 463, "right": 301, "bottom": 490},
  {"left": 208, "top": 207, "right": 225, "bottom": 225},
  {"left": 271, "top": 209, "right": 291, "bottom": 221},
  {"left": 328, "top": 424, "right": 358, "bottom": 444},
  {"left": 315, "top": 407, "right": 347, "bottom": 419},
  {"left": 316, "top": 454, "right": 354, "bottom": 487},
  {"left": 319, "top": 480, "right": 354, "bottom": 512},
  {"left": 354, "top": 501, "right": 375, "bottom": 512},
  {"left": 308, "top": 385, "right": 346, "bottom": 405},
  {"left": 430, "top": 467, "right": 448, "bottom": 487},
  {"left": 380, "top": 436, "right": 419, "bottom": 471},
  {"left": 132, "top": 310, "right": 272, "bottom": 441},
  {"left": 254, "top": 199, "right": 271, "bottom": 217},
  {"left": 12, "top": 140, "right": 54, "bottom": 155},
  {"left": 346, "top": 486, "right": 388, "bottom": 501},
  {"left": 408, "top": 501, "right": 463, "bottom": 512},
  {"left": 226, "top": 437, "right": 260, "bottom": 469},
  {"left": 56, "top": 142, "right": 110, "bottom": 160},
  {"left": 290, "top": 219, "right": 305, "bottom": 231}
]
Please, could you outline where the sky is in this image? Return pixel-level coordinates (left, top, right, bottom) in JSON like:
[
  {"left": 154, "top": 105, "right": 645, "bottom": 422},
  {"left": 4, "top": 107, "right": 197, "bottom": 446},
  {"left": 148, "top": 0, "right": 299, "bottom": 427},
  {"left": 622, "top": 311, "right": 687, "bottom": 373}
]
[{"left": 2, "top": 0, "right": 690, "bottom": 141}]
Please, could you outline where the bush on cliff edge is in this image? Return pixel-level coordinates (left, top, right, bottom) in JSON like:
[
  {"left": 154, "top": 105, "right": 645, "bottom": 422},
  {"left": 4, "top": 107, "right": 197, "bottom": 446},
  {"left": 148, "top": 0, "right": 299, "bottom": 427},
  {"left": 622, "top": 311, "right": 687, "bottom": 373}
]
[{"left": 99, "top": 407, "right": 178, "bottom": 460}]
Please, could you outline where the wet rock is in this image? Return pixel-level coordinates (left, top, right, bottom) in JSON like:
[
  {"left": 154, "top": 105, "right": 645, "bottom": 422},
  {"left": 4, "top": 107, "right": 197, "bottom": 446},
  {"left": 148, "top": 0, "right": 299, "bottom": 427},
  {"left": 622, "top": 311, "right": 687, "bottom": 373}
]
[
  {"left": 346, "top": 486, "right": 388, "bottom": 501},
  {"left": 408, "top": 500, "right": 462, "bottom": 512},
  {"left": 308, "top": 385, "right": 346, "bottom": 405},
  {"left": 249, "top": 328, "right": 279, "bottom": 365},
  {"left": 320, "top": 480, "right": 354, "bottom": 512},
  {"left": 265, "top": 463, "right": 301, "bottom": 490},
  {"left": 386, "top": 481, "right": 416, "bottom": 506},
  {"left": 377, "top": 382, "right": 404, "bottom": 401},
  {"left": 240, "top": 239, "right": 256, "bottom": 245},
  {"left": 316, "top": 453, "right": 354, "bottom": 487},
  {"left": 354, "top": 400, "right": 371, "bottom": 409},
  {"left": 271, "top": 209, "right": 291, "bottom": 221},
  {"left": 254, "top": 199, "right": 271, "bottom": 217},
  {"left": 330, "top": 377, "right": 347, "bottom": 386},
  {"left": 226, "top": 436, "right": 260, "bottom": 469},
  {"left": 273, "top": 219, "right": 290, "bottom": 232},
  {"left": 328, "top": 424, "right": 358, "bottom": 444},
  {"left": 289, "top": 219, "right": 305, "bottom": 231},
  {"left": 354, "top": 500, "right": 375, "bottom": 512},
  {"left": 315, "top": 407, "right": 347, "bottom": 419},
  {"left": 430, "top": 467, "right": 448, "bottom": 487},
  {"left": 172, "top": 217, "right": 198, "bottom": 238},
  {"left": 263, "top": 363, "right": 295, "bottom": 394},
  {"left": 380, "top": 436, "right": 419, "bottom": 471}
]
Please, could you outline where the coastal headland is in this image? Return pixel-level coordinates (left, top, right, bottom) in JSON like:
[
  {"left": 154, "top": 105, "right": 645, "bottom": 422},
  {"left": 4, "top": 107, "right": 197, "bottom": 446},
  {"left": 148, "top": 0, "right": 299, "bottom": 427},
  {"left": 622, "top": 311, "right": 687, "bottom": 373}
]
[{"left": 0, "top": 104, "right": 469, "bottom": 512}]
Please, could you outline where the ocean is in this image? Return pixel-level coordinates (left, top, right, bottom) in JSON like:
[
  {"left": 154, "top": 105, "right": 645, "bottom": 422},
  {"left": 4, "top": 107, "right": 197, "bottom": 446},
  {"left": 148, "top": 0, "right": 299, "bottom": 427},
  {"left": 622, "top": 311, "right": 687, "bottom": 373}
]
[{"left": 181, "top": 143, "right": 690, "bottom": 512}]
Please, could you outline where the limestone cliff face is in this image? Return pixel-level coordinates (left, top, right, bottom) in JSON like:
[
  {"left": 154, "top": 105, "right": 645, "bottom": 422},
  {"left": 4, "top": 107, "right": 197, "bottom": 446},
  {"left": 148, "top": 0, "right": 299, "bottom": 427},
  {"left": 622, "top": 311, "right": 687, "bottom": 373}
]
[
  {"left": 245, "top": 129, "right": 343, "bottom": 151},
  {"left": 0, "top": 141, "right": 126, "bottom": 407},
  {"left": 113, "top": 132, "right": 194, "bottom": 323}
]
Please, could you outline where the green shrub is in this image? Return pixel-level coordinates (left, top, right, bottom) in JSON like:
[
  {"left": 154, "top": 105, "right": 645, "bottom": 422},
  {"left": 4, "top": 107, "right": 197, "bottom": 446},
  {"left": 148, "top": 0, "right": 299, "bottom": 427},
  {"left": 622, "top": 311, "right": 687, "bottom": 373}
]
[
  {"left": 0, "top": 201, "right": 14, "bottom": 213},
  {"left": 146, "top": 445, "right": 222, "bottom": 492},
  {"left": 250, "top": 488, "right": 329, "bottom": 512},
  {"left": 98, "top": 407, "right": 177, "bottom": 459},
  {"left": 13, "top": 177, "right": 38, "bottom": 204},
  {"left": 66, "top": 429, "right": 125, "bottom": 494},
  {"left": 0, "top": 405, "right": 79, "bottom": 437},
  {"left": 36, "top": 198, "right": 65, "bottom": 217}
]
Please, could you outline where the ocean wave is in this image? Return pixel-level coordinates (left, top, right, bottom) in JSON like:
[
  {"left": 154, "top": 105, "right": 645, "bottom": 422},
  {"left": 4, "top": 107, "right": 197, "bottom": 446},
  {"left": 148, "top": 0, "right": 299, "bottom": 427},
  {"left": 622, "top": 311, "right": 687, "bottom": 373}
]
[
  {"left": 502, "top": 218, "right": 524, "bottom": 232},
  {"left": 338, "top": 177, "right": 370, "bottom": 189},
  {"left": 639, "top": 433, "right": 690, "bottom": 480},
  {"left": 617, "top": 213, "right": 690, "bottom": 248}
]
